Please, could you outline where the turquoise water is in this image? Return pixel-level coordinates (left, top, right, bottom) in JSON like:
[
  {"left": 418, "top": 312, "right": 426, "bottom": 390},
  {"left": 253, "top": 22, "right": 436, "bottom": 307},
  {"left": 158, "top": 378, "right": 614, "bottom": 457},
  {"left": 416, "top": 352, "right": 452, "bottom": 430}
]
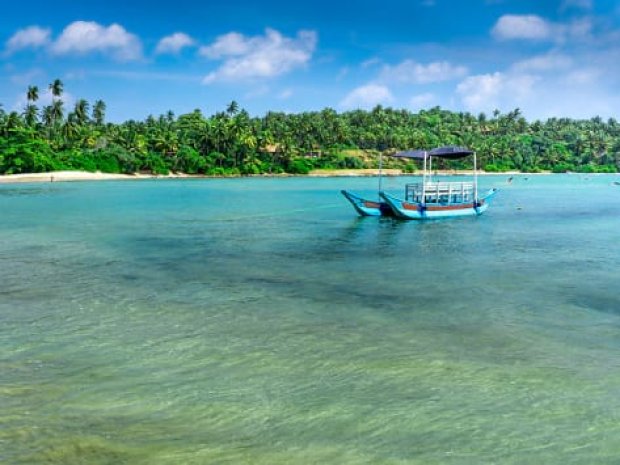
[{"left": 1, "top": 174, "right": 620, "bottom": 464}]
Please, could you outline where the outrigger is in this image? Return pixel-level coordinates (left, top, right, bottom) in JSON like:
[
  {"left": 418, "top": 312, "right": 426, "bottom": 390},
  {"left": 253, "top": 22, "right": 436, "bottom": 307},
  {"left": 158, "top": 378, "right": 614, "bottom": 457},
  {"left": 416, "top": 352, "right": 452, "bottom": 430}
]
[{"left": 342, "top": 146, "right": 497, "bottom": 220}]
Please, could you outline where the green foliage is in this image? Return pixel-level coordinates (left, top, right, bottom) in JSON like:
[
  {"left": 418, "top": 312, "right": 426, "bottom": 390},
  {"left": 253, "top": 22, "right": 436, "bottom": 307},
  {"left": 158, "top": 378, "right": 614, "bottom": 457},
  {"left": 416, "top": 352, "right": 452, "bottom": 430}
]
[
  {"left": 287, "top": 159, "right": 312, "bottom": 174},
  {"left": 551, "top": 162, "right": 576, "bottom": 173},
  {"left": 103, "top": 146, "right": 138, "bottom": 174},
  {"left": 0, "top": 137, "right": 57, "bottom": 174},
  {"left": 577, "top": 164, "right": 616, "bottom": 173},
  {"left": 142, "top": 153, "right": 169, "bottom": 175},
  {"left": 2, "top": 85, "right": 620, "bottom": 175},
  {"left": 176, "top": 145, "right": 206, "bottom": 174},
  {"left": 58, "top": 149, "right": 97, "bottom": 172},
  {"left": 55, "top": 149, "right": 121, "bottom": 173},
  {"left": 402, "top": 162, "right": 417, "bottom": 173}
]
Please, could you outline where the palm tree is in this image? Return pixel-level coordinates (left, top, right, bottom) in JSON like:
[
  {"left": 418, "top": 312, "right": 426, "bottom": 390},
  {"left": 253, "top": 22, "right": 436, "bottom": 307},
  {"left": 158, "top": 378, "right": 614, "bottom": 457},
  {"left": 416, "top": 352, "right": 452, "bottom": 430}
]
[
  {"left": 27, "top": 85, "right": 39, "bottom": 103},
  {"left": 51, "top": 99, "right": 64, "bottom": 124},
  {"left": 74, "top": 99, "right": 90, "bottom": 126},
  {"left": 92, "top": 100, "right": 106, "bottom": 126},
  {"left": 42, "top": 105, "right": 54, "bottom": 128},
  {"left": 49, "top": 79, "right": 63, "bottom": 100},
  {"left": 23, "top": 104, "right": 38, "bottom": 127},
  {"left": 23, "top": 85, "right": 40, "bottom": 128},
  {"left": 63, "top": 112, "right": 79, "bottom": 143},
  {"left": 226, "top": 100, "right": 239, "bottom": 117}
]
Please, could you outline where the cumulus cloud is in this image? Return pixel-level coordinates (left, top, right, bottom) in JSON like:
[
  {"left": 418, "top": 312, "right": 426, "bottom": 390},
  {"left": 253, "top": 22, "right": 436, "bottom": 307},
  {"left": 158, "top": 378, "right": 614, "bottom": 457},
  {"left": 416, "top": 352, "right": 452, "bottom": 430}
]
[
  {"left": 51, "top": 21, "right": 142, "bottom": 61},
  {"left": 379, "top": 59, "right": 468, "bottom": 84},
  {"left": 199, "top": 32, "right": 251, "bottom": 59},
  {"left": 278, "top": 89, "right": 293, "bottom": 99},
  {"left": 361, "top": 57, "right": 381, "bottom": 68},
  {"left": 511, "top": 52, "right": 573, "bottom": 72},
  {"left": 410, "top": 92, "right": 435, "bottom": 110},
  {"left": 14, "top": 87, "right": 75, "bottom": 112},
  {"left": 456, "top": 72, "right": 538, "bottom": 112},
  {"left": 340, "top": 84, "right": 394, "bottom": 109},
  {"left": 155, "top": 32, "right": 195, "bottom": 54},
  {"left": 9, "top": 68, "right": 44, "bottom": 85},
  {"left": 564, "top": 68, "right": 600, "bottom": 85},
  {"left": 4, "top": 26, "right": 51, "bottom": 54},
  {"left": 491, "top": 14, "right": 592, "bottom": 43},
  {"left": 560, "top": 0, "right": 592, "bottom": 11},
  {"left": 492, "top": 14, "right": 553, "bottom": 40},
  {"left": 200, "top": 28, "right": 317, "bottom": 84}
]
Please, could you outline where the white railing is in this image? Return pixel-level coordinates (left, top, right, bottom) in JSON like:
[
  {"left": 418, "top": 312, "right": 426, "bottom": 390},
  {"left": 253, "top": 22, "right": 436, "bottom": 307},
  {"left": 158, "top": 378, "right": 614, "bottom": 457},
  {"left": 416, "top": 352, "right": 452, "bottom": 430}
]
[{"left": 405, "top": 181, "right": 474, "bottom": 204}]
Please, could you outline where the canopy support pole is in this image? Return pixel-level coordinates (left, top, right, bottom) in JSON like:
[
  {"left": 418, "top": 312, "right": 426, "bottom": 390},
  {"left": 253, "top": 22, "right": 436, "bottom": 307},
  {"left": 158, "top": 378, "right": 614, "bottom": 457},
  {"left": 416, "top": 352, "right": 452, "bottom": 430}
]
[
  {"left": 422, "top": 153, "right": 427, "bottom": 206},
  {"left": 428, "top": 156, "right": 433, "bottom": 184},
  {"left": 474, "top": 151, "right": 478, "bottom": 203},
  {"left": 378, "top": 152, "right": 383, "bottom": 197}
]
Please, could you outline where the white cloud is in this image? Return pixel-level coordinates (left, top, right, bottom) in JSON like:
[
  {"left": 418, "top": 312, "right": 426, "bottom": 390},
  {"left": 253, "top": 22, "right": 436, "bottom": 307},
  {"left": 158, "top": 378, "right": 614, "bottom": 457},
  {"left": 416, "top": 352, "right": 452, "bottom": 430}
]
[
  {"left": 4, "top": 26, "right": 51, "bottom": 54},
  {"left": 491, "top": 15, "right": 592, "bottom": 43},
  {"left": 336, "top": 67, "right": 350, "bottom": 81},
  {"left": 512, "top": 52, "right": 572, "bottom": 72},
  {"left": 457, "top": 73, "right": 503, "bottom": 110},
  {"left": 564, "top": 68, "right": 600, "bottom": 85},
  {"left": 456, "top": 72, "right": 538, "bottom": 112},
  {"left": 51, "top": 21, "right": 142, "bottom": 61},
  {"left": 340, "top": 84, "right": 394, "bottom": 109},
  {"left": 199, "top": 32, "right": 251, "bottom": 59},
  {"left": 14, "top": 88, "right": 75, "bottom": 112},
  {"left": 561, "top": 0, "right": 592, "bottom": 11},
  {"left": 9, "top": 68, "right": 44, "bottom": 85},
  {"left": 201, "top": 28, "right": 317, "bottom": 84},
  {"left": 565, "top": 17, "right": 593, "bottom": 40},
  {"left": 155, "top": 32, "right": 195, "bottom": 54},
  {"left": 492, "top": 15, "right": 553, "bottom": 40},
  {"left": 361, "top": 57, "right": 381, "bottom": 68},
  {"left": 244, "top": 85, "right": 270, "bottom": 98},
  {"left": 410, "top": 92, "right": 435, "bottom": 109},
  {"left": 278, "top": 89, "right": 293, "bottom": 99},
  {"left": 380, "top": 59, "right": 468, "bottom": 84}
]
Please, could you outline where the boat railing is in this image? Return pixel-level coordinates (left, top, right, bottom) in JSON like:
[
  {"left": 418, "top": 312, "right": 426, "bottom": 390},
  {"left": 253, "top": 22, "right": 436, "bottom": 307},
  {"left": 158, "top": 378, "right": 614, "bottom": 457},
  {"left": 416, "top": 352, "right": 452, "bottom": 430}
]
[{"left": 405, "top": 181, "right": 474, "bottom": 204}]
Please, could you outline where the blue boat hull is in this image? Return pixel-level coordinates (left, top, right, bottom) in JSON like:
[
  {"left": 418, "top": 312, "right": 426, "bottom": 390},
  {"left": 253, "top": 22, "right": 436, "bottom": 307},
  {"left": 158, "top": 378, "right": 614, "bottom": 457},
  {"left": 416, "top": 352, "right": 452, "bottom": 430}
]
[
  {"left": 380, "top": 188, "right": 497, "bottom": 220},
  {"left": 341, "top": 190, "right": 394, "bottom": 217}
]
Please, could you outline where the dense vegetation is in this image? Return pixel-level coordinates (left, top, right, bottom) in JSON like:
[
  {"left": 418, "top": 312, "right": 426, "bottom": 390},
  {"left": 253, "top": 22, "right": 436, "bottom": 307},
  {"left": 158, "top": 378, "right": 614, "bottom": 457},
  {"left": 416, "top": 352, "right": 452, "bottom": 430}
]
[{"left": 1, "top": 79, "right": 620, "bottom": 176}]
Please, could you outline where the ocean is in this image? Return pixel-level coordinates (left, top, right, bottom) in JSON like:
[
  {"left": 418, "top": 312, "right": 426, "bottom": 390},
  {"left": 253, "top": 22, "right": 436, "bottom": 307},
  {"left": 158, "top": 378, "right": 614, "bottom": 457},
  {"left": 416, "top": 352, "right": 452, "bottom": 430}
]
[{"left": 1, "top": 174, "right": 620, "bottom": 464}]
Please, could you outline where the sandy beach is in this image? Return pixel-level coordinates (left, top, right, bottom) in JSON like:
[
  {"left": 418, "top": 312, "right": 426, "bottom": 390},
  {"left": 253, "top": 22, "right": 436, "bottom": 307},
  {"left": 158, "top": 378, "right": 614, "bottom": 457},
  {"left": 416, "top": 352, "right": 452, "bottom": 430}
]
[
  {"left": 308, "top": 168, "right": 404, "bottom": 177},
  {"left": 0, "top": 171, "right": 200, "bottom": 184},
  {"left": 0, "top": 169, "right": 536, "bottom": 184}
]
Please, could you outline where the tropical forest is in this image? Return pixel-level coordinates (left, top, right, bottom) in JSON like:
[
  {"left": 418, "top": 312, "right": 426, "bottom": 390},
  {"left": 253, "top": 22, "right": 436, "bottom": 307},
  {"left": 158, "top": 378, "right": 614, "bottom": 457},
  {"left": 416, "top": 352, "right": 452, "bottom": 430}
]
[{"left": 1, "top": 79, "right": 619, "bottom": 176}]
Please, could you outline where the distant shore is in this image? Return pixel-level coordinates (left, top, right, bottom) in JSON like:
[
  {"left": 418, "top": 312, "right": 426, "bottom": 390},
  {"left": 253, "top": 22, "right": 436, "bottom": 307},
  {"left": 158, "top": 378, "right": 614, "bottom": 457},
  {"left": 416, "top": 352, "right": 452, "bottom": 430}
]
[
  {"left": 0, "top": 169, "right": 543, "bottom": 184},
  {"left": 0, "top": 171, "right": 205, "bottom": 184}
]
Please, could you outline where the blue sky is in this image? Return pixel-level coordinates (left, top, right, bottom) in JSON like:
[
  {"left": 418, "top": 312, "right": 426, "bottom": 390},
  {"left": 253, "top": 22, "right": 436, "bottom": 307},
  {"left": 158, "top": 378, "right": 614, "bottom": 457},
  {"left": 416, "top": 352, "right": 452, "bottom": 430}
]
[{"left": 1, "top": 0, "right": 619, "bottom": 122}]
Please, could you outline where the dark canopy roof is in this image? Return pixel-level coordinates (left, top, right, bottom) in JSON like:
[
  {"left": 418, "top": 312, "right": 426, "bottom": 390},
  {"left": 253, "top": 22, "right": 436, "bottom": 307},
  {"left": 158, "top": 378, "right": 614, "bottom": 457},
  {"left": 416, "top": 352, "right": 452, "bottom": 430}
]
[{"left": 392, "top": 146, "right": 473, "bottom": 160}]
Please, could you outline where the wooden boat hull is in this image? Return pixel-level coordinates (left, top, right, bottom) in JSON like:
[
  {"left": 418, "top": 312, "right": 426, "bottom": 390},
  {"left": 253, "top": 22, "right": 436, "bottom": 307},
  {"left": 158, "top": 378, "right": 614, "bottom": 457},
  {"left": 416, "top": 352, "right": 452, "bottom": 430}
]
[
  {"left": 341, "top": 190, "right": 394, "bottom": 217},
  {"left": 380, "top": 188, "right": 497, "bottom": 220}
]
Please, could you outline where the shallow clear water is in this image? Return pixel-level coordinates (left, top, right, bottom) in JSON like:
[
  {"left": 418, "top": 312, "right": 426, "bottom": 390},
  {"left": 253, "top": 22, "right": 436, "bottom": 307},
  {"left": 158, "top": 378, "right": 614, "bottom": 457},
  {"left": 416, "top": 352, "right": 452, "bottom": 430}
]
[{"left": 1, "top": 174, "right": 620, "bottom": 464}]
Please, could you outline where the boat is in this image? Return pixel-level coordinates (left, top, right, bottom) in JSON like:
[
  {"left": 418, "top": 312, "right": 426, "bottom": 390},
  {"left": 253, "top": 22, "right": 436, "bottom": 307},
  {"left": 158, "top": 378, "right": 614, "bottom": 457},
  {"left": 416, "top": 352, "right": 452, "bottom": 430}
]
[
  {"left": 341, "top": 150, "right": 394, "bottom": 216},
  {"left": 380, "top": 146, "right": 497, "bottom": 220},
  {"left": 340, "top": 190, "right": 394, "bottom": 216},
  {"left": 342, "top": 145, "right": 497, "bottom": 220}
]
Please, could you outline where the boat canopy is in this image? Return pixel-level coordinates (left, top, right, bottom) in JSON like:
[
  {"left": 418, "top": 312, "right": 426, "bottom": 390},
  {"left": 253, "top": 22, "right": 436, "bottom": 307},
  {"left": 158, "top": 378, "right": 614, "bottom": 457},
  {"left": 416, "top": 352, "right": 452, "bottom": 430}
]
[{"left": 392, "top": 146, "right": 474, "bottom": 160}]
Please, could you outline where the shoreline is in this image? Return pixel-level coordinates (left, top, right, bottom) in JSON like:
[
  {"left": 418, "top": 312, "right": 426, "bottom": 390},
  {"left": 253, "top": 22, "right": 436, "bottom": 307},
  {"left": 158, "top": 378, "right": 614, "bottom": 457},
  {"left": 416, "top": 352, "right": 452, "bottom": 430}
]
[
  {"left": 0, "top": 169, "right": 550, "bottom": 184},
  {"left": 0, "top": 171, "right": 206, "bottom": 184}
]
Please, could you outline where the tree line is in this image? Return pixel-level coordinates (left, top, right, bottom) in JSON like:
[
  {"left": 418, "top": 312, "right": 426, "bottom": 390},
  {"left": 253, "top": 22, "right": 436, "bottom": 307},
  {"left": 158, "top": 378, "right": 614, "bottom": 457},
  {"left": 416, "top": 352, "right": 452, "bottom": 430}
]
[{"left": 1, "top": 79, "right": 619, "bottom": 176}]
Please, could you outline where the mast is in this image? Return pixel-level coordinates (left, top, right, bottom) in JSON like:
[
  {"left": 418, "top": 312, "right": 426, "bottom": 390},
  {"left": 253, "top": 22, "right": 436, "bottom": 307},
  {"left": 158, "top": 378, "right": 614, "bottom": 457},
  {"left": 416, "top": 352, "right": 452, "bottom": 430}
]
[
  {"left": 473, "top": 151, "right": 478, "bottom": 202},
  {"left": 377, "top": 151, "right": 383, "bottom": 197},
  {"left": 422, "top": 152, "right": 427, "bottom": 206},
  {"left": 428, "top": 156, "right": 433, "bottom": 184}
]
